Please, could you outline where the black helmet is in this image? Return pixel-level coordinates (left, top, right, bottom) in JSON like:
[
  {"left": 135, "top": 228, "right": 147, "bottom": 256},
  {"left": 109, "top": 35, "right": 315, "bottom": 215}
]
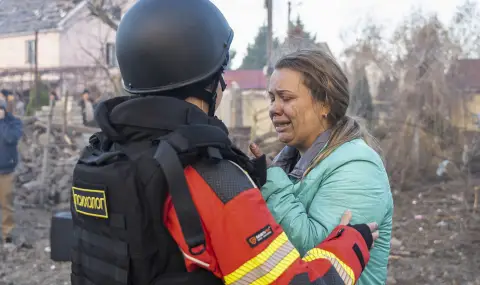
[{"left": 116, "top": 0, "right": 234, "bottom": 95}]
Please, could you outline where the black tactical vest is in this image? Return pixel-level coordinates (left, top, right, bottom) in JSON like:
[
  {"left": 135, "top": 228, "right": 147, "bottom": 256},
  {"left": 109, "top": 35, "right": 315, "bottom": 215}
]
[{"left": 70, "top": 122, "right": 262, "bottom": 285}]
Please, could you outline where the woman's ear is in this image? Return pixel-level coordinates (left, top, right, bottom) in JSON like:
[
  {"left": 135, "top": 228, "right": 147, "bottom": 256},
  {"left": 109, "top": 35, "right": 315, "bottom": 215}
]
[
  {"left": 313, "top": 100, "right": 330, "bottom": 120},
  {"left": 321, "top": 102, "right": 331, "bottom": 118}
]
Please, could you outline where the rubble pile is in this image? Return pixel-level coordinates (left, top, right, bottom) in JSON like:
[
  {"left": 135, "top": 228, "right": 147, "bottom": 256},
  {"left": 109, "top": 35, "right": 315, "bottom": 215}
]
[
  {"left": 14, "top": 117, "right": 96, "bottom": 206},
  {"left": 34, "top": 96, "right": 84, "bottom": 126}
]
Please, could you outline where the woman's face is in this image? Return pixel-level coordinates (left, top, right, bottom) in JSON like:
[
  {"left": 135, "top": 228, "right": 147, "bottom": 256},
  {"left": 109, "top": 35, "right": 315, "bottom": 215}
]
[{"left": 268, "top": 68, "right": 329, "bottom": 153}]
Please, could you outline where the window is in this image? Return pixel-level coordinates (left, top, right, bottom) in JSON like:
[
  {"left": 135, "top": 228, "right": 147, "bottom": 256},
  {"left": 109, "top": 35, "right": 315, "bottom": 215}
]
[
  {"left": 26, "top": 40, "right": 36, "bottom": 64},
  {"left": 106, "top": 43, "right": 118, "bottom": 67},
  {"left": 110, "top": 6, "right": 122, "bottom": 21}
]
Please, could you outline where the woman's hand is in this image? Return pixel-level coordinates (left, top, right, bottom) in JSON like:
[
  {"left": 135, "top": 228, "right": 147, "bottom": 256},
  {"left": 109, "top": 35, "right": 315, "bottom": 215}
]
[
  {"left": 248, "top": 143, "right": 268, "bottom": 187},
  {"left": 249, "top": 142, "right": 263, "bottom": 159}
]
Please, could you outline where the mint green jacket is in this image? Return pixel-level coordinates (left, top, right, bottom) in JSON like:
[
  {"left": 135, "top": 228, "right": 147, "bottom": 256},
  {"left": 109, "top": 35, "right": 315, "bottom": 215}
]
[{"left": 261, "top": 138, "right": 393, "bottom": 285}]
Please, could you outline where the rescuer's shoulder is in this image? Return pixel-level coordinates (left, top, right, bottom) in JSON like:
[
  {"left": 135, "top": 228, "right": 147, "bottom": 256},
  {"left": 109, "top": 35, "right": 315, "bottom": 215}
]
[{"left": 191, "top": 160, "right": 258, "bottom": 203}]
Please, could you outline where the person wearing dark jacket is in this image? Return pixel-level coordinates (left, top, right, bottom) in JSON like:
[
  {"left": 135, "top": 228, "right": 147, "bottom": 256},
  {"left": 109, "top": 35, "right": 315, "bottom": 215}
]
[
  {"left": 69, "top": 1, "right": 379, "bottom": 284},
  {"left": 0, "top": 99, "right": 23, "bottom": 244},
  {"left": 78, "top": 89, "right": 96, "bottom": 126}
]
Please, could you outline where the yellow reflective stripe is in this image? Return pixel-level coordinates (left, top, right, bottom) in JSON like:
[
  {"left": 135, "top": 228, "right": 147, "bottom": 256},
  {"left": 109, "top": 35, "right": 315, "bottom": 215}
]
[
  {"left": 224, "top": 232, "right": 287, "bottom": 284},
  {"left": 302, "top": 248, "right": 355, "bottom": 285},
  {"left": 231, "top": 240, "right": 296, "bottom": 284},
  {"left": 224, "top": 232, "right": 290, "bottom": 284},
  {"left": 249, "top": 248, "right": 299, "bottom": 285}
]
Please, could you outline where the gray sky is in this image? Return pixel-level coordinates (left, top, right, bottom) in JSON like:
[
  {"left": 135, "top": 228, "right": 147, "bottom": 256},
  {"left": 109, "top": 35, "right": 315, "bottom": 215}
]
[{"left": 210, "top": 0, "right": 475, "bottom": 68}]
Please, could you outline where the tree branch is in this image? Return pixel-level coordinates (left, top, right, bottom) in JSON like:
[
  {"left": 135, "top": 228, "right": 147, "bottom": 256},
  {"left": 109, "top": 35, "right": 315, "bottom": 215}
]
[
  {"left": 85, "top": 0, "right": 118, "bottom": 31},
  {"left": 79, "top": 43, "right": 121, "bottom": 96}
]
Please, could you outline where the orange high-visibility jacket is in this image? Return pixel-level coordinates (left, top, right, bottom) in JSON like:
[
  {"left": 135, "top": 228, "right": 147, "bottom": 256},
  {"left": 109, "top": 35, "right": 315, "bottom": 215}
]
[{"left": 164, "top": 160, "right": 370, "bottom": 285}]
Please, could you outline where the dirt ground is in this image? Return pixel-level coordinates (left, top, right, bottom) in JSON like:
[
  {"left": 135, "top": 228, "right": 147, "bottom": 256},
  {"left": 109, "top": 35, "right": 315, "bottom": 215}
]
[
  {"left": 387, "top": 179, "right": 480, "bottom": 285},
  {"left": 0, "top": 180, "right": 479, "bottom": 285},
  {"left": 0, "top": 205, "right": 71, "bottom": 285}
]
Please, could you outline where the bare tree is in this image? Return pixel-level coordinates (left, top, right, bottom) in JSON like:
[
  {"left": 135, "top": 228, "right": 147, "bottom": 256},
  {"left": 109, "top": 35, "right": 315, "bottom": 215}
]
[
  {"left": 84, "top": 0, "right": 128, "bottom": 31},
  {"left": 449, "top": 0, "right": 480, "bottom": 58},
  {"left": 61, "top": 0, "right": 127, "bottom": 97},
  {"left": 78, "top": 0, "right": 131, "bottom": 97},
  {"left": 340, "top": 10, "right": 476, "bottom": 191},
  {"left": 79, "top": 40, "right": 122, "bottom": 97}
]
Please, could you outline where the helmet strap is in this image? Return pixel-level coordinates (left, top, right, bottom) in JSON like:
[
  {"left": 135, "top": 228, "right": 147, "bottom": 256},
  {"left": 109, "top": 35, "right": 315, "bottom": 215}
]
[{"left": 208, "top": 74, "right": 222, "bottom": 117}]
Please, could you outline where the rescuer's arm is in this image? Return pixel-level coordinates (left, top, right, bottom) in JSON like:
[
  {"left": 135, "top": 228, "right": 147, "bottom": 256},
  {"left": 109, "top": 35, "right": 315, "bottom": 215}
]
[{"left": 166, "top": 160, "right": 376, "bottom": 285}]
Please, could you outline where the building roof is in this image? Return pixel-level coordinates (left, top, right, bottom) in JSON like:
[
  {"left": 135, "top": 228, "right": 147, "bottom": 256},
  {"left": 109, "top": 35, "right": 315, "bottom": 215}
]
[
  {"left": 223, "top": 69, "right": 268, "bottom": 90},
  {"left": 0, "top": 0, "right": 81, "bottom": 36},
  {"left": 448, "top": 59, "right": 480, "bottom": 92}
]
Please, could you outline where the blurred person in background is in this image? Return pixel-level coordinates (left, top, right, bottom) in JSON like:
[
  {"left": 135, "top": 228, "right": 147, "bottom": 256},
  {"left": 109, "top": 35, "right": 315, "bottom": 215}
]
[
  {"left": 250, "top": 49, "right": 393, "bottom": 285},
  {"left": 14, "top": 94, "right": 25, "bottom": 118},
  {"left": 0, "top": 99, "right": 23, "bottom": 245},
  {"left": 0, "top": 90, "right": 6, "bottom": 103},
  {"left": 78, "top": 89, "right": 95, "bottom": 126},
  {"left": 49, "top": 91, "right": 59, "bottom": 107},
  {"left": 6, "top": 94, "right": 14, "bottom": 114},
  {"left": 0, "top": 89, "right": 14, "bottom": 114}
]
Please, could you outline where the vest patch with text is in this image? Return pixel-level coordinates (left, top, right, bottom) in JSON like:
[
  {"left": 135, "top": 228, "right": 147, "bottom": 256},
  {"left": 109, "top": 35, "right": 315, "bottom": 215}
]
[{"left": 72, "top": 187, "right": 109, "bottom": 219}]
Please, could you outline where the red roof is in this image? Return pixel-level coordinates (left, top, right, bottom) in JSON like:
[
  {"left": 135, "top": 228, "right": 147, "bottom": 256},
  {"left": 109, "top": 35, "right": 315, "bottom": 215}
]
[
  {"left": 223, "top": 69, "right": 267, "bottom": 90},
  {"left": 448, "top": 59, "right": 480, "bottom": 91}
]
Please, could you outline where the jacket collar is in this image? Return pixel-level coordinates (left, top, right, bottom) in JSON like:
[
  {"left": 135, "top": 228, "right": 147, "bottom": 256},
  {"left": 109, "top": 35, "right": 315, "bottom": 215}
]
[
  {"left": 272, "top": 129, "right": 332, "bottom": 179},
  {"left": 95, "top": 95, "right": 229, "bottom": 142}
]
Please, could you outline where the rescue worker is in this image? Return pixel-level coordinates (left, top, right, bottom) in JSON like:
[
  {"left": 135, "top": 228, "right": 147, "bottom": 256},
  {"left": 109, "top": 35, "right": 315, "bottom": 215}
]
[{"left": 70, "top": 0, "right": 379, "bottom": 284}]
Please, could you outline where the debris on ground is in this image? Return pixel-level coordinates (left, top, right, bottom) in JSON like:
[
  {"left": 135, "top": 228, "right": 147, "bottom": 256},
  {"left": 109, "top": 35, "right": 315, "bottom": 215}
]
[
  {"left": 387, "top": 180, "right": 480, "bottom": 285},
  {"left": 14, "top": 118, "right": 96, "bottom": 207}
]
